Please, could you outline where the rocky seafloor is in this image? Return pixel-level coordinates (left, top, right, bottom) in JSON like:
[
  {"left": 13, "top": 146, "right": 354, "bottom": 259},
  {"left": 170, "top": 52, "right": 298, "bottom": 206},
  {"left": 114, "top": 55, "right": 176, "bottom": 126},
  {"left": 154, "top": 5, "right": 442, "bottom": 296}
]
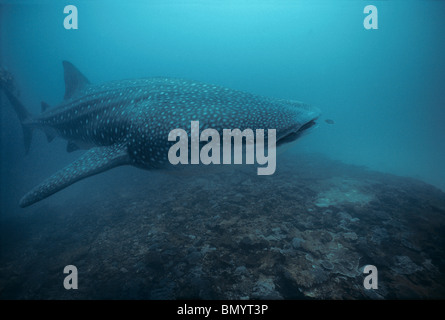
[{"left": 1, "top": 153, "right": 444, "bottom": 299}]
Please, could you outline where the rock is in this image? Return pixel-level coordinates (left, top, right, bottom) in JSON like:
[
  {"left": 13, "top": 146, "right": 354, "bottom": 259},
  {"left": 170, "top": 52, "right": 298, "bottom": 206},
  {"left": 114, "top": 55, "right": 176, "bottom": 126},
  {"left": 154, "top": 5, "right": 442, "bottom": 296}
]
[
  {"left": 235, "top": 266, "right": 248, "bottom": 276},
  {"left": 320, "top": 260, "right": 334, "bottom": 271},
  {"left": 251, "top": 278, "right": 282, "bottom": 299},
  {"left": 370, "top": 227, "right": 389, "bottom": 245},
  {"left": 239, "top": 236, "right": 268, "bottom": 250},
  {"left": 320, "top": 231, "right": 333, "bottom": 243},
  {"left": 144, "top": 252, "right": 164, "bottom": 272},
  {"left": 291, "top": 237, "right": 305, "bottom": 249},
  {"left": 185, "top": 247, "right": 202, "bottom": 265},
  {"left": 391, "top": 256, "right": 423, "bottom": 275},
  {"left": 343, "top": 232, "right": 358, "bottom": 241}
]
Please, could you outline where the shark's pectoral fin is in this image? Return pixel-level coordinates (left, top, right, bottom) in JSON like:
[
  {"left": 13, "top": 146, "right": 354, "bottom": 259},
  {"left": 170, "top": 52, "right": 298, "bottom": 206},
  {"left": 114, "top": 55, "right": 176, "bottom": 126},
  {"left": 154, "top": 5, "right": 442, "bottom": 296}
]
[{"left": 19, "top": 143, "right": 129, "bottom": 207}]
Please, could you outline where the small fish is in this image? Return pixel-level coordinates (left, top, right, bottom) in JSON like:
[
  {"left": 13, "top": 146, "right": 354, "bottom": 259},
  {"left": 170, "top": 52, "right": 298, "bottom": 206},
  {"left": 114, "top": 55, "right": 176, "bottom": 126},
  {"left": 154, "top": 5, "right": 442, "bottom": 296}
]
[{"left": 325, "top": 119, "right": 335, "bottom": 125}]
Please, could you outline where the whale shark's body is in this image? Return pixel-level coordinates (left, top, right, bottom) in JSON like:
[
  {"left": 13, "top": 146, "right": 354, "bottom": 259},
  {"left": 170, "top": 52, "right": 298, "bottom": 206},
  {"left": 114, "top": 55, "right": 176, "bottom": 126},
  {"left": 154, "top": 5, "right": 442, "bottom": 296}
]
[{"left": 0, "top": 61, "right": 320, "bottom": 207}]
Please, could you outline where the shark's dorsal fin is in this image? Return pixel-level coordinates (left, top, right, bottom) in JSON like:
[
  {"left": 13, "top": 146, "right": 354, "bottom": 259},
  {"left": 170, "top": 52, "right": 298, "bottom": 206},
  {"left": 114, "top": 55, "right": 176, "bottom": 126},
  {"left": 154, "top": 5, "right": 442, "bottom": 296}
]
[
  {"left": 19, "top": 143, "right": 129, "bottom": 207},
  {"left": 41, "top": 101, "right": 50, "bottom": 113},
  {"left": 62, "top": 61, "right": 90, "bottom": 100}
]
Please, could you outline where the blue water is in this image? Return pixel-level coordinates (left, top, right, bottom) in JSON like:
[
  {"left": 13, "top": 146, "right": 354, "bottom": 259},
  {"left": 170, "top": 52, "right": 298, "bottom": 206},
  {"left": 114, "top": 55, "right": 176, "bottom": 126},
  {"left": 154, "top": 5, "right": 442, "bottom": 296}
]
[
  {"left": 2, "top": 1, "right": 444, "bottom": 199},
  {"left": 1, "top": 1, "right": 445, "bottom": 300}
]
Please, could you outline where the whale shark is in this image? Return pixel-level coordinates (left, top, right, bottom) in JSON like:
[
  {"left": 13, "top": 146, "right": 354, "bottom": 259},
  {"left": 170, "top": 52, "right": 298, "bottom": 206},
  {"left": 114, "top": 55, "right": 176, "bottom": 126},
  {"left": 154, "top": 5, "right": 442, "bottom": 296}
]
[{"left": 0, "top": 61, "right": 320, "bottom": 207}]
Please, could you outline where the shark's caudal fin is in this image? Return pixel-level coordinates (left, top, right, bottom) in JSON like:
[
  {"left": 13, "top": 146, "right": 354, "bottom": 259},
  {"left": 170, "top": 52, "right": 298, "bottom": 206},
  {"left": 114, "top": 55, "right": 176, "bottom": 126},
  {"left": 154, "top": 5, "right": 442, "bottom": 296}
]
[
  {"left": 0, "top": 61, "right": 89, "bottom": 153},
  {"left": 0, "top": 68, "right": 33, "bottom": 154},
  {"left": 19, "top": 143, "right": 129, "bottom": 207},
  {"left": 62, "top": 61, "right": 90, "bottom": 100}
]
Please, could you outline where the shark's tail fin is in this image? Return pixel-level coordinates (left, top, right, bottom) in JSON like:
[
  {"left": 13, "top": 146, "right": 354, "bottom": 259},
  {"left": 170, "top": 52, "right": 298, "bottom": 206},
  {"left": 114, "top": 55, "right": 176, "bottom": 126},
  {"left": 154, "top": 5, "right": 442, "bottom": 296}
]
[{"left": 1, "top": 67, "right": 34, "bottom": 154}]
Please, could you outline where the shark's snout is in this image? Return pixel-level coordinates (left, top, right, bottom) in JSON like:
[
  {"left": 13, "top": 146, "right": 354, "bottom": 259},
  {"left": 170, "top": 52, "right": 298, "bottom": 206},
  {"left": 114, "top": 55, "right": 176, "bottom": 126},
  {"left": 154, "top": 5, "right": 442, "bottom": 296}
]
[
  {"left": 298, "top": 118, "right": 318, "bottom": 133},
  {"left": 293, "top": 103, "right": 321, "bottom": 132},
  {"left": 276, "top": 103, "right": 321, "bottom": 147}
]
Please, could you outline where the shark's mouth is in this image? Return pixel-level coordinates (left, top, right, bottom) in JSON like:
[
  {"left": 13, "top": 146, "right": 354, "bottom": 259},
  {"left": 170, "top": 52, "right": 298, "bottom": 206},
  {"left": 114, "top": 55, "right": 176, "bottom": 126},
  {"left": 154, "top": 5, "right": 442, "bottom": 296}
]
[
  {"left": 297, "top": 119, "right": 318, "bottom": 132},
  {"left": 277, "top": 118, "right": 318, "bottom": 147}
]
